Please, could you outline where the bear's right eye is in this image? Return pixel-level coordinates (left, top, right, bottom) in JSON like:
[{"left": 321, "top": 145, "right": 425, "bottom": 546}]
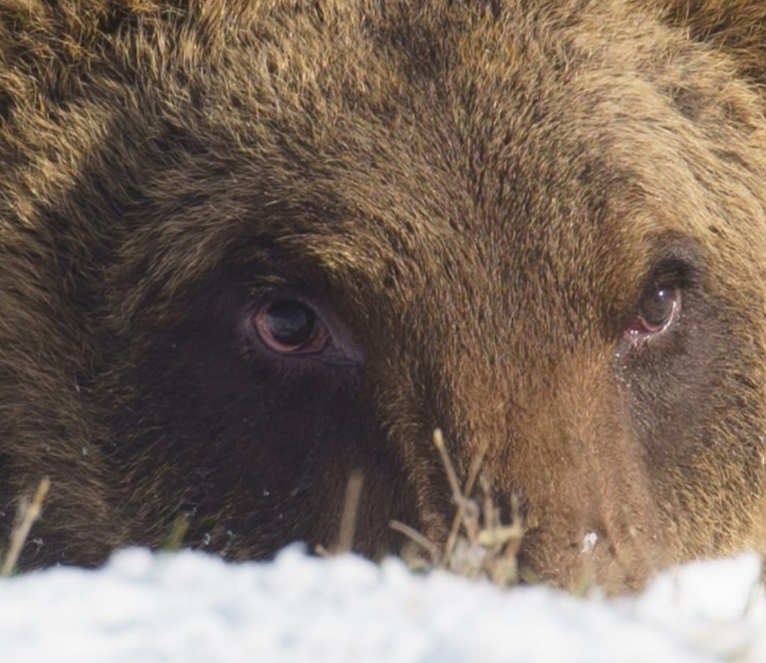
[
  {"left": 253, "top": 300, "right": 329, "bottom": 354},
  {"left": 624, "top": 285, "right": 681, "bottom": 342},
  {"left": 638, "top": 286, "right": 680, "bottom": 331}
]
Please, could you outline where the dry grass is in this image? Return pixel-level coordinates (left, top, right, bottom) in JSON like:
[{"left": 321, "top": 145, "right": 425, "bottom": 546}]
[
  {"left": 335, "top": 469, "right": 364, "bottom": 555},
  {"left": 321, "top": 429, "right": 526, "bottom": 586},
  {"left": 392, "top": 429, "right": 526, "bottom": 587},
  {"left": 0, "top": 432, "right": 525, "bottom": 586},
  {"left": 1, "top": 476, "right": 50, "bottom": 577},
  {"left": 164, "top": 514, "right": 190, "bottom": 552},
  {"left": 316, "top": 469, "right": 365, "bottom": 558}
]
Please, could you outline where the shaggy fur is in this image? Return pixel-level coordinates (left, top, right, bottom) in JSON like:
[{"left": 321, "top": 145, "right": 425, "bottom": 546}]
[{"left": 2, "top": 0, "right": 766, "bottom": 590}]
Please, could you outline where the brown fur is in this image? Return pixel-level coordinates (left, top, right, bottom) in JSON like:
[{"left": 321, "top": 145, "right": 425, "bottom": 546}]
[{"left": 2, "top": 0, "right": 766, "bottom": 590}]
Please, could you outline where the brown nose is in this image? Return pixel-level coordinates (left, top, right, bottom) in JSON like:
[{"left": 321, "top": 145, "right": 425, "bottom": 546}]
[{"left": 380, "top": 348, "right": 677, "bottom": 591}]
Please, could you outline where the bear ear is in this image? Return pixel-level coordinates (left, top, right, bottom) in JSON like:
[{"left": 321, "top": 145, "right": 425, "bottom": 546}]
[{"left": 651, "top": 0, "right": 766, "bottom": 87}]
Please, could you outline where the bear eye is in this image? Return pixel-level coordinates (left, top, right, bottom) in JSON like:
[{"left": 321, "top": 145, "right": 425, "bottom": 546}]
[
  {"left": 625, "top": 285, "right": 681, "bottom": 340},
  {"left": 253, "top": 300, "right": 328, "bottom": 354}
]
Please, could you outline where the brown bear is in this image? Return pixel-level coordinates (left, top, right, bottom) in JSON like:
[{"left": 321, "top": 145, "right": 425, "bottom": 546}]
[{"left": 1, "top": 0, "right": 766, "bottom": 591}]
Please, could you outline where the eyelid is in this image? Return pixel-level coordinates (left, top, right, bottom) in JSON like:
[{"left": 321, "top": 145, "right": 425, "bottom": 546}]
[
  {"left": 246, "top": 281, "right": 290, "bottom": 300},
  {"left": 641, "top": 232, "right": 705, "bottom": 290},
  {"left": 644, "top": 259, "right": 693, "bottom": 290}
]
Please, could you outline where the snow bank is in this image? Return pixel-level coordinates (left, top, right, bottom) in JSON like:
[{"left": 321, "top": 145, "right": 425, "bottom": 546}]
[{"left": 0, "top": 546, "right": 764, "bottom": 663}]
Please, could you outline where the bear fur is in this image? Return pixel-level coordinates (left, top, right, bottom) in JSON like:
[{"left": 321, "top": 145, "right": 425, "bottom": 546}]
[{"left": 2, "top": 0, "right": 766, "bottom": 590}]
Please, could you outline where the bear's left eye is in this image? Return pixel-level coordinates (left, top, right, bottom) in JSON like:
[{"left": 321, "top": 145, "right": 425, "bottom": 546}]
[
  {"left": 625, "top": 285, "right": 681, "bottom": 341},
  {"left": 253, "top": 300, "right": 329, "bottom": 354}
]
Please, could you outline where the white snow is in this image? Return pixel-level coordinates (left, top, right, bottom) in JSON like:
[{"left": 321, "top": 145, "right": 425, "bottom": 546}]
[
  {"left": 580, "top": 531, "right": 599, "bottom": 554},
  {"left": 0, "top": 546, "right": 764, "bottom": 663}
]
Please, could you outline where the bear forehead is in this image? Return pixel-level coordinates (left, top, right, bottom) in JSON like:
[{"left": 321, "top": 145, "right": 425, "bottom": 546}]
[
  {"left": 12, "top": 2, "right": 762, "bottom": 327},
  {"left": 96, "top": 3, "right": 752, "bottom": 258}
]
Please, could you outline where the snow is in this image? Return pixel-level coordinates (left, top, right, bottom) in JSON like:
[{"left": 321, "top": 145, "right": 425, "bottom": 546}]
[{"left": 0, "top": 546, "right": 764, "bottom": 663}]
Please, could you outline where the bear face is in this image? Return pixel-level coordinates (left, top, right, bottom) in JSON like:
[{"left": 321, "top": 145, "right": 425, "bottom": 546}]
[{"left": 1, "top": 0, "right": 766, "bottom": 590}]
